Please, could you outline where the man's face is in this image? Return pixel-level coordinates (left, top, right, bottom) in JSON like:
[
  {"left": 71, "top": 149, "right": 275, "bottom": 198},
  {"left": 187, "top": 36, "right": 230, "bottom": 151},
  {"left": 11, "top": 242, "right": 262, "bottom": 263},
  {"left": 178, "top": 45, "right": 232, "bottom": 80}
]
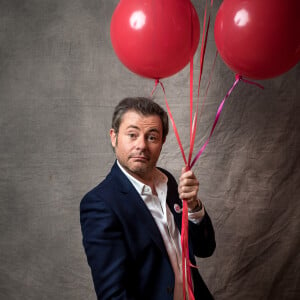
[{"left": 110, "top": 110, "right": 164, "bottom": 183}]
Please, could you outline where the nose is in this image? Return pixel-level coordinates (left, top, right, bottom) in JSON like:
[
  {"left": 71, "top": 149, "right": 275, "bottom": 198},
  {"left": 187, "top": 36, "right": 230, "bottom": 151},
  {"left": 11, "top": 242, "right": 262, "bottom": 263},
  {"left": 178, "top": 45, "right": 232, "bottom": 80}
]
[{"left": 135, "top": 135, "right": 147, "bottom": 150}]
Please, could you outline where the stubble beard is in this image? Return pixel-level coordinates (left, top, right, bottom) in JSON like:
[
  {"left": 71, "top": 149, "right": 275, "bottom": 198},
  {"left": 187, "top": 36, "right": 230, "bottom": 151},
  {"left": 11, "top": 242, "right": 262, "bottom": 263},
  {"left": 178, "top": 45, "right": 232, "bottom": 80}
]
[{"left": 114, "top": 134, "right": 158, "bottom": 180}]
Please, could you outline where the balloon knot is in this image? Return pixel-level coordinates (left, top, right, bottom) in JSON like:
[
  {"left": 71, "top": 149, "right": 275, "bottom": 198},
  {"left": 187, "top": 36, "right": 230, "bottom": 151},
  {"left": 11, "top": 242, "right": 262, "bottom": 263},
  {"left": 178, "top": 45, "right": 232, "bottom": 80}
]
[{"left": 235, "top": 74, "right": 242, "bottom": 81}]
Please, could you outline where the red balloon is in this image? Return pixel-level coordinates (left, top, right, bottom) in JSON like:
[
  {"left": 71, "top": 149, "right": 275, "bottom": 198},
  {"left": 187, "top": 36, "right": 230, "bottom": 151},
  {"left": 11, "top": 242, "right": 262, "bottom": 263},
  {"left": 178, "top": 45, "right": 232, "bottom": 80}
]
[
  {"left": 214, "top": 0, "right": 300, "bottom": 79},
  {"left": 110, "top": 0, "right": 200, "bottom": 79}
]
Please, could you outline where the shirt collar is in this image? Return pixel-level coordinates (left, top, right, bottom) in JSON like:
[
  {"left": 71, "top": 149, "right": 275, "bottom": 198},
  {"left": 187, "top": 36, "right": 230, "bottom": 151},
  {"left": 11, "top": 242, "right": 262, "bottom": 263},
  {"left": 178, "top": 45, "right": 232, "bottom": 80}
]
[{"left": 116, "top": 160, "right": 167, "bottom": 196}]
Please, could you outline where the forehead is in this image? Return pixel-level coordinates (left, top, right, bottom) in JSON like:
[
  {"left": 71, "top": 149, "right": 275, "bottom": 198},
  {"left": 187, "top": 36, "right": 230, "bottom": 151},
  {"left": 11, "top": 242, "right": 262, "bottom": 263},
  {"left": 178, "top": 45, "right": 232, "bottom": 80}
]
[{"left": 120, "top": 110, "right": 162, "bottom": 131}]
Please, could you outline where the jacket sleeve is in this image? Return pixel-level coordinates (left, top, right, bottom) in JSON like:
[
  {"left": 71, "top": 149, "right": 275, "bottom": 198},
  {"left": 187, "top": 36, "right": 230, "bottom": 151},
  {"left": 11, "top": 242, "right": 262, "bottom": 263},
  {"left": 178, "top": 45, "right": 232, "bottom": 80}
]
[
  {"left": 189, "top": 211, "right": 216, "bottom": 258},
  {"left": 80, "top": 192, "right": 135, "bottom": 300},
  {"left": 160, "top": 167, "right": 216, "bottom": 259}
]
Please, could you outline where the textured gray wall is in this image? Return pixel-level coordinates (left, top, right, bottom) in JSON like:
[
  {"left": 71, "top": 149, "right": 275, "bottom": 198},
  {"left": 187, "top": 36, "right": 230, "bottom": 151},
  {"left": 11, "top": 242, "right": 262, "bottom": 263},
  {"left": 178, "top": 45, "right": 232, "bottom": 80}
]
[{"left": 0, "top": 0, "right": 299, "bottom": 299}]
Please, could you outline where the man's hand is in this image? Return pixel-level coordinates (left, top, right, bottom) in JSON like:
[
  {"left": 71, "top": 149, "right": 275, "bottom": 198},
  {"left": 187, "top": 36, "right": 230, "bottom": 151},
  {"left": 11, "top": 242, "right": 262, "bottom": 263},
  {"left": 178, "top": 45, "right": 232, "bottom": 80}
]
[{"left": 178, "top": 167, "right": 201, "bottom": 211}]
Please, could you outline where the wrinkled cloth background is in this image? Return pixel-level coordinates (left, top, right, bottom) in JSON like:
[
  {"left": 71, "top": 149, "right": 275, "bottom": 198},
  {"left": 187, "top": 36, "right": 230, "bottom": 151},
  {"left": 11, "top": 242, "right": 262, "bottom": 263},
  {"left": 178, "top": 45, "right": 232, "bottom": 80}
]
[{"left": 0, "top": 0, "right": 299, "bottom": 299}]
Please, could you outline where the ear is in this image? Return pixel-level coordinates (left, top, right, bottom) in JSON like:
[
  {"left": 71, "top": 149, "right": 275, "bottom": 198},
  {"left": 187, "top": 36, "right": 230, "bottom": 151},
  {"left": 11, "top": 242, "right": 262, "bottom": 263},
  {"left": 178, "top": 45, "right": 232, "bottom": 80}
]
[{"left": 110, "top": 129, "right": 117, "bottom": 148}]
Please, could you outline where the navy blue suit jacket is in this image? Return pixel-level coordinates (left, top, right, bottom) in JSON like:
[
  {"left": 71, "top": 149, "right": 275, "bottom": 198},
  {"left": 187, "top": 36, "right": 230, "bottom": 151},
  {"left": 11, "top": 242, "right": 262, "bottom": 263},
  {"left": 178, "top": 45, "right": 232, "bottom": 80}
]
[{"left": 80, "top": 161, "right": 216, "bottom": 299}]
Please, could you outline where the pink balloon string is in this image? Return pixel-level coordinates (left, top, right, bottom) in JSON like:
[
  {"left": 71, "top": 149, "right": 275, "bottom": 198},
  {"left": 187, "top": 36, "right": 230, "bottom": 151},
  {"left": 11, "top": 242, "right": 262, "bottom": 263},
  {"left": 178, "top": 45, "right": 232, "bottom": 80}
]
[
  {"left": 239, "top": 75, "right": 264, "bottom": 89},
  {"left": 190, "top": 74, "right": 264, "bottom": 168}
]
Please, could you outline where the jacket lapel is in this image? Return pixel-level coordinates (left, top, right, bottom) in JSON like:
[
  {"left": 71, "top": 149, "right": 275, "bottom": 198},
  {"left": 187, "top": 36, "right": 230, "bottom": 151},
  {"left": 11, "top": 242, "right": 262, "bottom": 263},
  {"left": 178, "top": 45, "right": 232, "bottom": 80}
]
[{"left": 110, "top": 162, "right": 169, "bottom": 259}]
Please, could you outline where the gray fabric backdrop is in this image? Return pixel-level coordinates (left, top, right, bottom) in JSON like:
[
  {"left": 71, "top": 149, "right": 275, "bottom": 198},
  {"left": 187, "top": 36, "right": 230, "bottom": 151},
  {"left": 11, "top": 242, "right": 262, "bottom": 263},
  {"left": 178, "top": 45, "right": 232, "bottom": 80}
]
[{"left": 0, "top": 0, "right": 299, "bottom": 299}]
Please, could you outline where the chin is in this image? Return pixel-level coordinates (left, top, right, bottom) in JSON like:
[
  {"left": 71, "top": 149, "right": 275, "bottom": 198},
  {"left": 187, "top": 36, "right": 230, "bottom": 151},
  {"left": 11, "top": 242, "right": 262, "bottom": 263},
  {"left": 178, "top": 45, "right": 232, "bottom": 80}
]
[
  {"left": 131, "top": 166, "right": 148, "bottom": 174},
  {"left": 130, "top": 164, "right": 151, "bottom": 175}
]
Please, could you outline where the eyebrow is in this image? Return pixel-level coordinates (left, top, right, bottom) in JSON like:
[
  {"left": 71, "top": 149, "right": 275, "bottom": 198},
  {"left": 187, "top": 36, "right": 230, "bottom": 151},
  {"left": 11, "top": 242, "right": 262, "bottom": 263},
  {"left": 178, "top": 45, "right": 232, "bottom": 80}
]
[
  {"left": 148, "top": 129, "right": 160, "bottom": 134},
  {"left": 126, "top": 125, "right": 160, "bottom": 134},
  {"left": 126, "top": 125, "right": 139, "bottom": 130}
]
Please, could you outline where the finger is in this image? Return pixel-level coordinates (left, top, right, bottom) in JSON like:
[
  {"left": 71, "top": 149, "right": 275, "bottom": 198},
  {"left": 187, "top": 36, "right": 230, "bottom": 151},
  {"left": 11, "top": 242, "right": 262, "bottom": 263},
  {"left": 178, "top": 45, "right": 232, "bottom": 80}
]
[
  {"left": 178, "top": 184, "right": 198, "bottom": 194},
  {"left": 179, "top": 187, "right": 199, "bottom": 200},
  {"left": 179, "top": 177, "right": 199, "bottom": 190},
  {"left": 179, "top": 191, "right": 198, "bottom": 202},
  {"left": 180, "top": 170, "right": 196, "bottom": 182}
]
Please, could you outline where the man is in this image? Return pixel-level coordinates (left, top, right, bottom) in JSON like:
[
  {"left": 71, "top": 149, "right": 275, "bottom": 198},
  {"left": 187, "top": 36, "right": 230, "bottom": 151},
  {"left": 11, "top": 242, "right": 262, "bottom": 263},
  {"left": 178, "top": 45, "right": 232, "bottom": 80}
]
[{"left": 80, "top": 97, "right": 216, "bottom": 299}]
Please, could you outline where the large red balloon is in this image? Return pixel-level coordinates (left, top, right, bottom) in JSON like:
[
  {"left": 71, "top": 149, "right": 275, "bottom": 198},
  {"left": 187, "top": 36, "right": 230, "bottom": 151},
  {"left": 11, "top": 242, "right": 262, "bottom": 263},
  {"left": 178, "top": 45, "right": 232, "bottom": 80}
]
[
  {"left": 214, "top": 0, "right": 300, "bottom": 79},
  {"left": 110, "top": 0, "right": 200, "bottom": 79}
]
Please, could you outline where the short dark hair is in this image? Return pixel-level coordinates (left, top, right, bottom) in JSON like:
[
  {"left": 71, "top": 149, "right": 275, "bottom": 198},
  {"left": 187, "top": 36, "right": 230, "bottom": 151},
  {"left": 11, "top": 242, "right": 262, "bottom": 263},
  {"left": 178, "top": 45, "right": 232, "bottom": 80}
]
[{"left": 112, "top": 97, "right": 169, "bottom": 140}]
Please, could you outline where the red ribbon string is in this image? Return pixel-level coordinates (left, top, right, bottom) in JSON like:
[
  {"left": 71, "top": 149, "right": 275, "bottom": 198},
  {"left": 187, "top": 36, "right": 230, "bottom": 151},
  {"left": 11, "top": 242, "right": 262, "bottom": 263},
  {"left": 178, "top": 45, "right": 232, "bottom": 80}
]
[
  {"left": 181, "top": 167, "right": 195, "bottom": 300},
  {"left": 151, "top": 72, "right": 263, "bottom": 300},
  {"left": 195, "top": 50, "right": 219, "bottom": 134},
  {"left": 150, "top": 79, "right": 159, "bottom": 96},
  {"left": 189, "top": 48, "right": 218, "bottom": 169},
  {"left": 189, "top": 3, "right": 194, "bottom": 145},
  {"left": 152, "top": 80, "right": 188, "bottom": 166},
  {"left": 188, "top": 0, "right": 212, "bottom": 167},
  {"left": 151, "top": 3, "right": 264, "bottom": 300},
  {"left": 151, "top": 80, "right": 190, "bottom": 298},
  {"left": 183, "top": 2, "right": 213, "bottom": 297},
  {"left": 190, "top": 57, "right": 194, "bottom": 145},
  {"left": 197, "top": 0, "right": 208, "bottom": 97}
]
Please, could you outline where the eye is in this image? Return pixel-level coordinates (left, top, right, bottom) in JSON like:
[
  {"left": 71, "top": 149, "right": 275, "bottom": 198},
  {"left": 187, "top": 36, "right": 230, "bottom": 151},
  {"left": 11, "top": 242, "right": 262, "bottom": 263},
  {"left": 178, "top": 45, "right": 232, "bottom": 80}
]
[
  {"left": 147, "top": 134, "right": 159, "bottom": 142},
  {"left": 128, "top": 133, "right": 137, "bottom": 139}
]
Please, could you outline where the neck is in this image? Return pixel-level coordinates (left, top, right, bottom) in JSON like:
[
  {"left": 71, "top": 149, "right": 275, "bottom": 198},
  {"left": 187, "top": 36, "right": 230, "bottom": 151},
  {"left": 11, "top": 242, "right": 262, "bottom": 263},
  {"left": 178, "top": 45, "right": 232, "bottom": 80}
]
[
  {"left": 117, "top": 161, "right": 156, "bottom": 189},
  {"left": 131, "top": 170, "right": 154, "bottom": 187}
]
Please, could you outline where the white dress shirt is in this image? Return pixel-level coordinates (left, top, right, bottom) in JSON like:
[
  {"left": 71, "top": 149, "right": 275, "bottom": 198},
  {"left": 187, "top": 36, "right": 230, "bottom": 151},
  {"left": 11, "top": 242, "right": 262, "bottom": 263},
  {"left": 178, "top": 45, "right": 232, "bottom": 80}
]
[{"left": 117, "top": 161, "right": 205, "bottom": 300}]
